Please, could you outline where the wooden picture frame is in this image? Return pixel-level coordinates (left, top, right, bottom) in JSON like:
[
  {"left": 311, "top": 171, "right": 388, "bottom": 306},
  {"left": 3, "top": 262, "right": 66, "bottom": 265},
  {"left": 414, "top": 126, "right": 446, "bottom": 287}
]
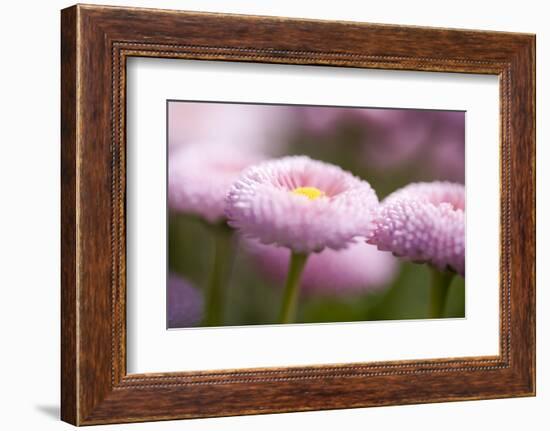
[{"left": 61, "top": 4, "right": 535, "bottom": 425}]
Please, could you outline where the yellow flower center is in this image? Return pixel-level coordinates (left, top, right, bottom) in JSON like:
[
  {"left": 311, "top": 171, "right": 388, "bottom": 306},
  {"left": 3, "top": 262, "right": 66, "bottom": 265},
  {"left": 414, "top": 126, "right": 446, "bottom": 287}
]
[{"left": 291, "top": 186, "right": 325, "bottom": 200}]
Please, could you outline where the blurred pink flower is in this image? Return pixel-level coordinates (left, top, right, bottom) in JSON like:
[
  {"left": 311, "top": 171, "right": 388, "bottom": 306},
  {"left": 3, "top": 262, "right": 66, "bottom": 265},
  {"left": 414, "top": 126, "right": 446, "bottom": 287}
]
[
  {"left": 298, "top": 107, "right": 465, "bottom": 182},
  {"left": 245, "top": 239, "right": 398, "bottom": 296},
  {"left": 168, "top": 101, "right": 295, "bottom": 154},
  {"left": 298, "top": 106, "right": 353, "bottom": 134},
  {"left": 169, "top": 146, "right": 261, "bottom": 223},
  {"left": 167, "top": 273, "right": 203, "bottom": 328},
  {"left": 424, "top": 111, "right": 465, "bottom": 182},
  {"left": 225, "top": 155, "right": 379, "bottom": 253},
  {"left": 359, "top": 110, "right": 465, "bottom": 182},
  {"left": 368, "top": 181, "right": 465, "bottom": 276},
  {"left": 357, "top": 109, "right": 431, "bottom": 167}
]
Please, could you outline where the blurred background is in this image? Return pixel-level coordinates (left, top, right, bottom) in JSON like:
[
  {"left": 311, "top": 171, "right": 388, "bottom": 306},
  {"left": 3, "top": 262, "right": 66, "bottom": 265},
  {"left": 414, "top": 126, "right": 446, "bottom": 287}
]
[{"left": 167, "top": 101, "right": 465, "bottom": 328}]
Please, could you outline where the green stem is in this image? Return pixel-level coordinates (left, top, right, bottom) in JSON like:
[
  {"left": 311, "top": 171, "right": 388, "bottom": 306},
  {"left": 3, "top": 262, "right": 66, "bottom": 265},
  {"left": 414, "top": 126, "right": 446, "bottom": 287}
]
[
  {"left": 204, "top": 225, "right": 233, "bottom": 326},
  {"left": 278, "top": 252, "right": 309, "bottom": 324},
  {"left": 429, "top": 268, "right": 455, "bottom": 318}
]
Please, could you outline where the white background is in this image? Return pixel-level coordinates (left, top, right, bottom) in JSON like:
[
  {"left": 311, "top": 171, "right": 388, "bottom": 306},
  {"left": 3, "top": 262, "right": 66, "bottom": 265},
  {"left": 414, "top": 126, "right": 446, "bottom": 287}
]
[
  {"left": 0, "top": 0, "right": 546, "bottom": 430},
  {"left": 127, "top": 59, "right": 499, "bottom": 373}
]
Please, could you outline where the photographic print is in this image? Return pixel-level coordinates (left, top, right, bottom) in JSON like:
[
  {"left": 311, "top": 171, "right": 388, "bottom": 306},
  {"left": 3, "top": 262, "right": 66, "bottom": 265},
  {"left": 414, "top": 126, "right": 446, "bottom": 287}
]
[{"left": 167, "top": 101, "right": 466, "bottom": 328}]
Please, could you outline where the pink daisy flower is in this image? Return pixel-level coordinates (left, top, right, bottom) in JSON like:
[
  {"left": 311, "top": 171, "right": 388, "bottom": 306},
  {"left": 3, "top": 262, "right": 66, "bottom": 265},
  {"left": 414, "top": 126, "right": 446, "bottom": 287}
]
[
  {"left": 245, "top": 239, "right": 398, "bottom": 296},
  {"left": 368, "top": 181, "right": 465, "bottom": 276},
  {"left": 167, "top": 273, "right": 204, "bottom": 328},
  {"left": 168, "top": 146, "right": 261, "bottom": 224},
  {"left": 225, "top": 156, "right": 379, "bottom": 254}
]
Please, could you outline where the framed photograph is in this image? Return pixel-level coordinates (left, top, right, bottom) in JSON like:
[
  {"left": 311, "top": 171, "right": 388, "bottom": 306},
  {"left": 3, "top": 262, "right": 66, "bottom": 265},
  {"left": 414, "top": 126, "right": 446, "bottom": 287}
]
[{"left": 61, "top": 4, "right": 535, "bottom": 425}]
